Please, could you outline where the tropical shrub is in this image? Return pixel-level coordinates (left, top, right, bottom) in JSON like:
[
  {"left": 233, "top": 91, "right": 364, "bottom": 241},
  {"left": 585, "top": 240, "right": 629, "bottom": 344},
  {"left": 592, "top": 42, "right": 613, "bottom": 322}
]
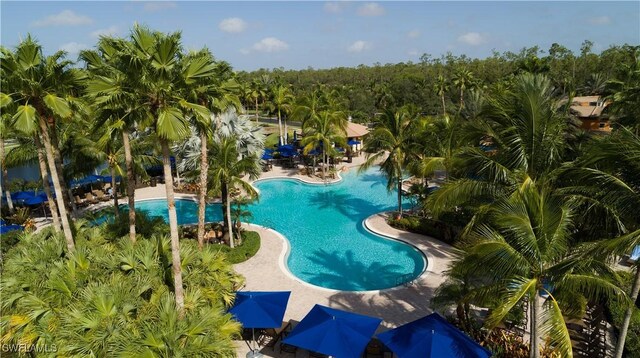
[
  {"left": 0, "top": 224, "right": 243, "bottom": 357},
  {"left": 387, "top": 215, "right": 458, "bottom": 245},
  {"left": 104, "top": 209, "right": 169, "bottom": 239},
  {"left": 216, "top": 231, "right": 261, "bottom": 264}
]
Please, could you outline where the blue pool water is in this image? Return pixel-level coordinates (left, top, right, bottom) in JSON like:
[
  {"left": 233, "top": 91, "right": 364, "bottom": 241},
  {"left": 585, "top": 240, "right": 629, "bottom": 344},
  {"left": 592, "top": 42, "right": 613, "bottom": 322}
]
[{"left": 132, "top": 168, "right": 426, "bottom": 291}]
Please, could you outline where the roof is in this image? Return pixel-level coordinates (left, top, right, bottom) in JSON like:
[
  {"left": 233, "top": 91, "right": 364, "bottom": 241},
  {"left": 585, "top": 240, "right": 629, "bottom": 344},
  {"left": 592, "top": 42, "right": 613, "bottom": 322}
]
[
  {"left": 569, "top": 95, "right": 609, "bottom": 118},
  {"left": 345, "top": 122, "right": 369, "bottom": 137}
]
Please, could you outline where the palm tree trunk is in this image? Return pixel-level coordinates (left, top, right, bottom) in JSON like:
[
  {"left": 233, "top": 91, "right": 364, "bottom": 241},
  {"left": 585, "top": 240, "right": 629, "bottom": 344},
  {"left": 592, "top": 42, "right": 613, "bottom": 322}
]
[
  {"left": 322, "top": 148, "right": 326, "bottom": 180},
  {"left": 277, "top": 108, "right": 283, "bottom": 145},
  {"left": 255, "top": 98, "right": 259, "bottom": 122},
  {"left": 530, "top": 294, "right": 541, "bottom": 358},
  {"left": 459, "top": 87, "right": 464, "bottom": 111},
  {"left": 49, "top": 128, "right": 77, "bottom": 218},
  {"left": 110, "top": 165, "right": 119, "bottom": 217},
  {"left": 122, "top": 129, "right": 136, "bottom": 243},
  {"left": 221, "top": 181, "right": 232, "bottom": 248},
  {"left": 38, "top": 116, "right": 74, "bottom": 252},
  {"left": 441, "top": 94, "right": 447, "bottom": 117},
  {"left": 0, "top": 137, "right": 14, "bottom": 213},
  {"left": 161, "top": 139, "right": 185, "bottom": 317},
  {"left": 197, "top": 131, "right": 208, "bottom": 250},
  {"left": 35, "top": 134, "right": 61, "bottom": 231},
  {"left": 225, "top": 186, "right": 234, "bottom": 249},
  {"left": 397, "top": 176, "right": 403, "bottom": 218},
  {"left": 614, "top": 267, "right": 640, "bottom": 358}
]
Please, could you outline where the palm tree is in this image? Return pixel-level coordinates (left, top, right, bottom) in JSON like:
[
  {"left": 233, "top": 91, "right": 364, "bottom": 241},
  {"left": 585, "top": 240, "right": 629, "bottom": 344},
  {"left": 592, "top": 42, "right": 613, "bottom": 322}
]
[
  {"left": 453, "top": 181, "right": 625, "bottom": 358},
  {"left": 208, "top": 136, "right": 260, "bottom": 248},
  {"left": 564, "top": 127, "right": 640, "bottom": 358},
  {"left": 427, "top": 73, "right": 571, "bottom": 216},
  {"left": 1, "top": 36, "right": 77, "bottom": 251},
  {"left": 124, "top": 25, "right": 211, "bottom": 317},
  {"left": 452, "top": 68, "right": 475, "bottom": 111},
  {"left": 0, "top": 114, "right": 15, "bottom": 213},
  {"left": 359, "top": 106, "right": 419, "bottom": 217},
  {"left": 270, "top": 83, "right": 294, "bottom": 145},
  {"left": 606, "top": 47, "right": 640, "bottom": 135},
  {"left": 81, "top": 36, "right": 146, "bottom": 243},
  {"left": 301, "top": 110, "right": 347, "bottom": 180},
  {"left": 182, "top": 50, "right": 240, "bottom": 250},
  {"left": 434, "top": 74, "right": 450, "bottom": 116}
]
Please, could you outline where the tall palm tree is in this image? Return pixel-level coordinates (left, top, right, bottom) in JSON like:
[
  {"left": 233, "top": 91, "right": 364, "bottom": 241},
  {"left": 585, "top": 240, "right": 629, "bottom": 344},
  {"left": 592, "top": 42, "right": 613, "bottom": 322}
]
[
  {"left": 1, "top": 36, "right": 78, "bottom": 251},
  {"left": 452, "top": 68, "right": 475, "bottom": 111},
  {"left": 125, "top": 25, "right": 212, "bottom": 317},
  {"left": 359, "top": 106, "right": 419, "bottom": 217},
  {"left": 208, "top": 136, "right": 260, "bottom": 248},
  {"left": 81, "top": 36, "right": 146, "bottom": 243},
  {"left": 427, "top": 73, "right": 571, "bottom": 216},
  {"left": 270, "top": 83, "right": 294, "bottom": 145},
  {"left": 0, "top": 113, "right": 15, "bottom": 213},
  {"left": 249, "top": 79, "right": 265, "bottom": 122},
  {"left": 181, "top": 50, "right": 241, "bottom": 249},
  {"left": 564, "top": 127, "right": 640, "bottom": 358},
  {"left": 434, "top": 74, "right": 450, "bottom": 116},
  {"left": 301, "top": 110, "right": 346, "bottom": 180},
  {"left": 454, "top": 181, "right": 625, "bottom": 358}
]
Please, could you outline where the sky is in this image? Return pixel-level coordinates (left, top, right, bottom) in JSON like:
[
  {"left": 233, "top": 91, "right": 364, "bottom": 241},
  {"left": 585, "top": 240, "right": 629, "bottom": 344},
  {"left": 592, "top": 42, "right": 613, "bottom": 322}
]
[{"left": 1, "top": 1, "right": 639, "bottom": 72}]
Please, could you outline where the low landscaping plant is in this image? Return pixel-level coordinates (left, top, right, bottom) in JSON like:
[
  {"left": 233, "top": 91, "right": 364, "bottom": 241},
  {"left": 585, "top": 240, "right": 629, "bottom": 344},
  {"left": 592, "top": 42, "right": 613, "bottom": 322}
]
[
  {"left": 216, "top": 230, "right": 261, "bottom": 264},
  {"left": 0, "top": 224, "right": 244, "bottom": 356}
]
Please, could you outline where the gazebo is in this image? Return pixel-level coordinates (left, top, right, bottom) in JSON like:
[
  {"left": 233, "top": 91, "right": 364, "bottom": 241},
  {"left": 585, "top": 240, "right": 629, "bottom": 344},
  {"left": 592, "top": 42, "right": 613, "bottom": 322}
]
[{"left": 345, "top": 121, "right": 369, "bottom": 154}]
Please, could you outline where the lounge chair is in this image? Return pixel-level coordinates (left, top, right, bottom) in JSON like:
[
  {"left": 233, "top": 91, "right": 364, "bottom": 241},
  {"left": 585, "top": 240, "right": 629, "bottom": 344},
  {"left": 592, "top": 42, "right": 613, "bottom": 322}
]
[
  {"left": 94, "top": 190, "right": 110, "bottom": 202},
  {"left": 74, "top": 195, "right": 88, "bottom": 207},
  {"left": 84, "top": 193, "right": 99, "bottom": 205},
  {"left": 260, "top": 321, "right": 291, "bottom": 348}
]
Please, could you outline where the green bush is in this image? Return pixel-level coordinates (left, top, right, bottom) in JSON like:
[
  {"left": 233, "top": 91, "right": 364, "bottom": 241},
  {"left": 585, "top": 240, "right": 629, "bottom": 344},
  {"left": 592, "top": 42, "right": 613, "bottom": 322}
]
[
  {"left": 387, "top": 215, "right": 458, "bottom": 244},
  {"left": 104, "top": 209, "right": 169, "bottom": 239},
  {"left": 1, "top": 226, "right": 243, "bottom": 356},
  {"left": 216, "top": 231, "right": 261, "bottom": 264}
]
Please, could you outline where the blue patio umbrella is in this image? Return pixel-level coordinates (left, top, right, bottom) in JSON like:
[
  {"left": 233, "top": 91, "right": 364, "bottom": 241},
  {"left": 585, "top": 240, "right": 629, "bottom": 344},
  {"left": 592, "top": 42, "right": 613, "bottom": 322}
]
[
  {"left": 261, "top": 152, "right": 274, "bottom": 160},
  {"left": 12, "top": 191, "right": 36, "bottom": 200},
  {"left": 24, "top": 193, "right": 47, "bottom": 206},
  {"left": 283, "top": 304, "right": 382, "bottom": 358},
  {"left": 101, "top": 175, "right": 122, "bottom": 183},
  {"left": 377, "top": 313, "right": 491, "bottom": 358},
  {"left": 0, "top": 224, "right": 23, "bottom": 234},
  {"left": 229, "top": 291, "right": 291, "bottom": 353},
  {"left": 631, "top": 245, "right": 640, "bottom": 262},
  {"left": 347, "top": 139, "right": 361, "bottom": 146}
]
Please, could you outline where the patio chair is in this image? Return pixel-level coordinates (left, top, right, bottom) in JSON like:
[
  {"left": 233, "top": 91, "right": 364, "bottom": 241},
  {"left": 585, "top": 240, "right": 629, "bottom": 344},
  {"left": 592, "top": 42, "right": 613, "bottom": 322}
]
[
  {"left": 260, "top": 321, "right": 292, "bottom": 348},
  {"left": 84, "top": 192, "right": 99, "bottom": 205},
  {"left": 94, "top": 190, "right": 110, "bottom": 202},
  {"left": 74, "top": 195, "right": 88, "bottom": 207}
]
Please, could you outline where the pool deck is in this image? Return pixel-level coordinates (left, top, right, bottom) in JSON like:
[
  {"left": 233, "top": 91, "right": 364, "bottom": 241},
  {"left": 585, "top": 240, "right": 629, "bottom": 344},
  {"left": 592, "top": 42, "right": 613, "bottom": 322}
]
[{"left": 33, "top": 155, "right": 459, "bottom": 357}]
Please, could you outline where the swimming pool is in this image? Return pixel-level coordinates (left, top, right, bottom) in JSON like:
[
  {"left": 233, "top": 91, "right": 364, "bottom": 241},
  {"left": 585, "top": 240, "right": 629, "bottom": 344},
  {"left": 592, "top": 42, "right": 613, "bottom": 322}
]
[{"left": 132, "top": 167, "right": 426, "bottom": 291}]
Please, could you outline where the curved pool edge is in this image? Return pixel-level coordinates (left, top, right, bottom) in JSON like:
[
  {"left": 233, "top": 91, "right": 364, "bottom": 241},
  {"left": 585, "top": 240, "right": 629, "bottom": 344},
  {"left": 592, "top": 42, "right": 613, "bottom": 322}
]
[{"left": 241, "top": 211, "right": 432, "bottom": 294}]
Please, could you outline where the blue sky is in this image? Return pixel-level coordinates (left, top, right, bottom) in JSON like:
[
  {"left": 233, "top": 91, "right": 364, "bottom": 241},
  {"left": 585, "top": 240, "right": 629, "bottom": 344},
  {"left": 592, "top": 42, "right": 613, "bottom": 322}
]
[{"left": 1, "top": 1, "right": 639, "bottom": 71}]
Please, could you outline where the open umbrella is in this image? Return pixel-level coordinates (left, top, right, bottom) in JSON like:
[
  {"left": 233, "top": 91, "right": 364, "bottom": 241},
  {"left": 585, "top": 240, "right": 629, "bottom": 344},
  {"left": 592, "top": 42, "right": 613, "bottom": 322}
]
[
  {"left": 347, "top": 139, "right": 361, "bottom": 146},
  {"left": 0, "top": 224, "right": 23, "bottom": 234},
  {"left": 377, "top": 313, "right": 491, "bottom": 358},
  {"left": 11, "top": 191, "right": 36, "bottom": 201},
  {"left": 229, "top": 291, "right": 291, "bottom": 355},
  {"left": 283, "top": 304, "right": 382, "bottom": 358}
]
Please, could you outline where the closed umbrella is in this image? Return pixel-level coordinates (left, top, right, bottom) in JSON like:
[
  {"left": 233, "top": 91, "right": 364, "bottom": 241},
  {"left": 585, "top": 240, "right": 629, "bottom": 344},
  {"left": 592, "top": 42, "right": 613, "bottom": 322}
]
[
  {"left": 229, "top": 291, "right": 291, "bottom": 356},
  {"left": 377, "top": 313, "right": 491, "bottom": 358},
  {"left": 283, "top": 304, "right": 382, "bottom": 358}
]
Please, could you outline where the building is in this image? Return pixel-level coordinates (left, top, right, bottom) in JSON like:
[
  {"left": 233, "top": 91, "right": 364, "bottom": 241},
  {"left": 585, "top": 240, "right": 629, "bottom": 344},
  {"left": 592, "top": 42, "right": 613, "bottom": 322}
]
[{"left": 569, "top": 96, "right": 611, "bottom": 133}]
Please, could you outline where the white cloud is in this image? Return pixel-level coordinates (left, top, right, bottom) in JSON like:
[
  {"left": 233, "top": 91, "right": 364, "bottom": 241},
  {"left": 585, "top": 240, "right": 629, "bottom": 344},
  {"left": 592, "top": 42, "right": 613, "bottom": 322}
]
[
  {"left": 357, "top": 3, "right": 385, "bottom": 17},
  {"left": 457, "top": 32, "right": 487, "bottom": 46},
  {"left": 219, "top": 17, "right": 247, "bottom": 33},
  {"left": 408, "top": 49, "right": 419, "bottom": 56},
  {"left": 407, "top": 29, "right": 420, "bottom": 38},
  {"left": 90, "top": 25, "right": 119, "bottom": 38},
  {"left": 589, "top": 16, "right": 611, "bottom": 25},
  {"left": 143, "top": 1, "right": 177, "bottom": 12},
  {"left": 31, "top": 10, "right": 93, "bottom": 27},
  {"left": 59, "top": 42, "right": 88, "bottom": 55},
  {"left": 347, "top": 40, "right": 372, "bottom": 53},
  {"left": 324, "top": 2, "right": 346, "bottom": 13},
  {"left": 250, "top": 37, "right": 289, "bottom": 53}
]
